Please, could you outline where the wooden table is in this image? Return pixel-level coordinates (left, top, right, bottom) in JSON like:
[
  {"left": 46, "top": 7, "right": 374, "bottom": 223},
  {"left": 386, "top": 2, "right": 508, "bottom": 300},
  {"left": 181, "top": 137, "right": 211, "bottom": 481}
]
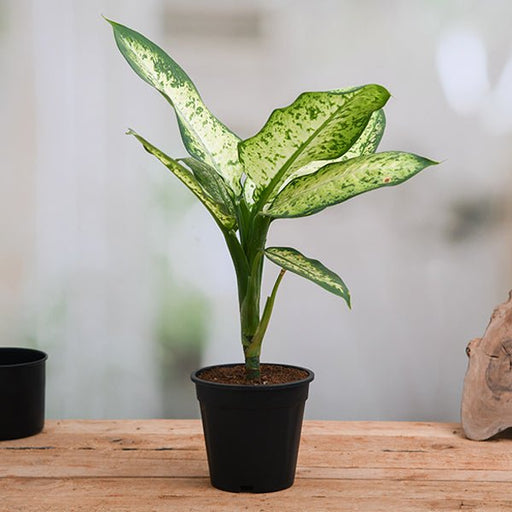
[{"left": 1, "top": 420, "right": 511, "bottom": 511}]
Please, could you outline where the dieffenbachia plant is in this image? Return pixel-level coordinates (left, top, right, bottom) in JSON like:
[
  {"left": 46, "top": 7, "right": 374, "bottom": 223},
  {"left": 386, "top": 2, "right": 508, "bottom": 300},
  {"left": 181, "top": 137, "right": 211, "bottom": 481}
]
[{"left": 108, "top": 19, "right": 437, "bottom": 380}]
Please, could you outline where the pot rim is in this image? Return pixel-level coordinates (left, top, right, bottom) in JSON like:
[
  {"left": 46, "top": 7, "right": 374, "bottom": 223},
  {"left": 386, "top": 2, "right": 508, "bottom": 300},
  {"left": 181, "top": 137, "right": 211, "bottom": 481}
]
[
  {"left": 191, "top": 362, "right": 314, "bottom": 391},
  {"left": 0, "top": 347, "right": 48, "bottom": 368}
]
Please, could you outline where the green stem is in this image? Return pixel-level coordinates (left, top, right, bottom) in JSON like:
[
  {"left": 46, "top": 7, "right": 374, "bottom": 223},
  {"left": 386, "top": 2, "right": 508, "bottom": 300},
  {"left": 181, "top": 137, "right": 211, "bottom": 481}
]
[
  {"left": 240, "top": 251, "right": 264, "bottom": 352},
  {"left": 222, "top": 229, "right": 250, "bottom": 304},
  {"left": 238, "top": 213, "right": 271, "bottom": 380},
  {"left": 224, "top": 197, "right": 277, "bottom": 381},
  {"left": 245, "top": 268, "right": 286, "bottom": 379}
]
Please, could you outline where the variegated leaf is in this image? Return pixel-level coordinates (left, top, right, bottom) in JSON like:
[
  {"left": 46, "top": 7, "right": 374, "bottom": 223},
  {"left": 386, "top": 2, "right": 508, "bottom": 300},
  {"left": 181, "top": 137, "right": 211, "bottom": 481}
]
[
  {"left": 239, "top": 85, "right": 390, "bottom": 206},
  {"left": 128, "top": 130, "right": 237, "bottom": 230},
  {"left": 180, "top": 157, "right": 237, "bottom": 218},
  {"left": 266, "top": 151, "right": 438, "bottom": 218},
  {"left": 342, "top": 108, "right": 386, "bottom": 158},
  {"left": 279, "top": 109, "right": 386, "bottom": 189},
  {"left": 265, "top": 247, "right": 350, "bottom": 306},
  {"left": 108, "top": 19, "right": 243, "bottom": 195}
]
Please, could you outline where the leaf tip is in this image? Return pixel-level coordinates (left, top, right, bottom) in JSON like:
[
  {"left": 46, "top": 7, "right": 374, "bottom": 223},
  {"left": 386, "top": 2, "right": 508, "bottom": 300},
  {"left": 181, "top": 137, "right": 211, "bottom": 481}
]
[
  {"left": 102, "top": 15, "right": 116, "bottom": 27},
  {"left": 366, "top": 83, "right": 391, "bottom": 104},
  {"left": 378, "top": 83, "right": 391, "bottom": 98},
  {"left": 345, "top": 291, "right": 352, "bottom": 309},
  {"left": 421, "top": 156, "right": 441, "bottom": 169}
]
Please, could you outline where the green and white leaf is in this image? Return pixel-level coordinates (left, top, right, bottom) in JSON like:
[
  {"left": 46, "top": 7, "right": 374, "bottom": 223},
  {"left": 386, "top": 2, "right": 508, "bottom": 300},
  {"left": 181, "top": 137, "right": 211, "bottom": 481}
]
[
  {"left": 108, "top": 19, "right": 243, "bottom": 195},
  {"left": 242, "top": 175, "right": 258, "bottom": 206},
  {"left": 266, "top": 151, "right": 438, "bottom": 218},
  {"left": 239, "top": 84, "right": 390, "bottom": 206},
  {"left": 278, "top": 109, "right": 386, "bottom": 190},
  {"left": 341, "top": 108, "right": 386, "bottom": 159},
  {"left": 265, "top": 247, "right": 350, "bottom": 306},
  {"left": 128, "top": 129, "right": 237, "bottom": 230},
  {"left": 180, "top": 157, "right": 237, "bottom": 218}
]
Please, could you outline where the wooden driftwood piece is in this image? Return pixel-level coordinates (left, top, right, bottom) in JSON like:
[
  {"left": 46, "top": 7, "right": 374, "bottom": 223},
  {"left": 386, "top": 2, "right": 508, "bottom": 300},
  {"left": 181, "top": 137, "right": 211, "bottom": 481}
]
[{"left": 462, "top": 291, "right": 512, "bottom": 440}]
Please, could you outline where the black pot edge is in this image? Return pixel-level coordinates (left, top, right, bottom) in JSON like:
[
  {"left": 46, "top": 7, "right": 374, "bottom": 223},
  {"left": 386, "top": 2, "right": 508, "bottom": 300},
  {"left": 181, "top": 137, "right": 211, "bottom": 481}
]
[
  {"left": 191, "top": 362, "right": 314, "bottom": 391},
  {"left": 0, "top": 347, "right": 48, "bottom": 368}
]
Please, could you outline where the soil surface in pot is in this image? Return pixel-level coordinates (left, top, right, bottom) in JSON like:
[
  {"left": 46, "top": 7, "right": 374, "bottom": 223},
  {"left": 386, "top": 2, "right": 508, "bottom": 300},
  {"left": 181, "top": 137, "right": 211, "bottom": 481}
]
[{"left": 198, "top": 364, "right": 309, "bottom": 386}]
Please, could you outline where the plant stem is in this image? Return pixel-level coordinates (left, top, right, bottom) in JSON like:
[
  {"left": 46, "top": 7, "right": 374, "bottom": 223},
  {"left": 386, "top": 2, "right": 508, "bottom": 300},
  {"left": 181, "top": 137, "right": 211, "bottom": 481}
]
[
  {"left": 225, "top": 199, "right": 279, "bottom": 381},
  {"left": 233, "top": 212, "right": 271, "bottom": 381},
  {"left": 244, "top": 268, "right": 286, "bottom": 379}
]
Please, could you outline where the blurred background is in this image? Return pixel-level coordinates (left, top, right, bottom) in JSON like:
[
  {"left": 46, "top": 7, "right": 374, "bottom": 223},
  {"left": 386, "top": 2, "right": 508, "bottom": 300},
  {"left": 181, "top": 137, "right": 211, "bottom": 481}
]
[{"left": 1, "top": 0, "right": 512, "bottom": 420}]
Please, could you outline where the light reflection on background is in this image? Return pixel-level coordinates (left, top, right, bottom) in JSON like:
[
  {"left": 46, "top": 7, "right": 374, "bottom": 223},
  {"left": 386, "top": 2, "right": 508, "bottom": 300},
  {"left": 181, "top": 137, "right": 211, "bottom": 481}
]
[
  {"left": 437, "top": 27, "right": 490, "bottom": 115},
  {"left": 437, "top": 23, "right": 512, "bottom": 134}
]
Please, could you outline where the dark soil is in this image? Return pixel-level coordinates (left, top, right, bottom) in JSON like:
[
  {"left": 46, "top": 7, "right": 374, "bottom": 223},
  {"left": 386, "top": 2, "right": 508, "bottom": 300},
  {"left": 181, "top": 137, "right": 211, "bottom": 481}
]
[{"left": 197, "top": 364, "right": 309, "bottom": 386}]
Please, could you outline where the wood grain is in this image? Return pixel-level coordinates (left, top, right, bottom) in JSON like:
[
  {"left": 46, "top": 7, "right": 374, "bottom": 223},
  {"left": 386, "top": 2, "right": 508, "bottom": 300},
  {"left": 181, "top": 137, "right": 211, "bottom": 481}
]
[{"left": 1, "top": 420, "right": 511, "bottom": 511}]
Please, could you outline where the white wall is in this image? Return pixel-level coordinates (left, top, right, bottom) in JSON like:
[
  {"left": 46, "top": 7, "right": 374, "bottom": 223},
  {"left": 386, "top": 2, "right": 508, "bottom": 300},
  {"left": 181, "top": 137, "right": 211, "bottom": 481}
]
[{"left": 1, "top": 0, "right": 511, "bottom": 420}]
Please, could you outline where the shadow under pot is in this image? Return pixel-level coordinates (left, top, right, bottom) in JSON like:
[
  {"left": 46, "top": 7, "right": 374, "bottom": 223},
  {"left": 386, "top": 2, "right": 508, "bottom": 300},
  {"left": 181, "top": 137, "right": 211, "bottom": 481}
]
[
  {"left": 0, "top": 347, "right": 48, "bottom": 440},
  {"left": 191, "top": 363, "right": 314, "bottom": 493}
]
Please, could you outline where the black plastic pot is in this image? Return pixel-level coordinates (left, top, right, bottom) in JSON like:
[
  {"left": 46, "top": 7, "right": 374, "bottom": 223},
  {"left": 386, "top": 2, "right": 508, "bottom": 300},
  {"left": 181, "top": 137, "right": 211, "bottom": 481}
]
[
  {"left": 0, "top": 347, "right": 48, "bottom": 440},
  {"left": 191, "top": 363, "right": 314, "bottom": 493}
]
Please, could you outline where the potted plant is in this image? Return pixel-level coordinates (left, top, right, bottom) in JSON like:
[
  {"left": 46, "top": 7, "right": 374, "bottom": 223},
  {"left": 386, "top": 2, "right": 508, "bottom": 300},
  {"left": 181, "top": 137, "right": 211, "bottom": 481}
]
[{"left": 107, "top": 19, "right": 437, "bottom": 493}]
